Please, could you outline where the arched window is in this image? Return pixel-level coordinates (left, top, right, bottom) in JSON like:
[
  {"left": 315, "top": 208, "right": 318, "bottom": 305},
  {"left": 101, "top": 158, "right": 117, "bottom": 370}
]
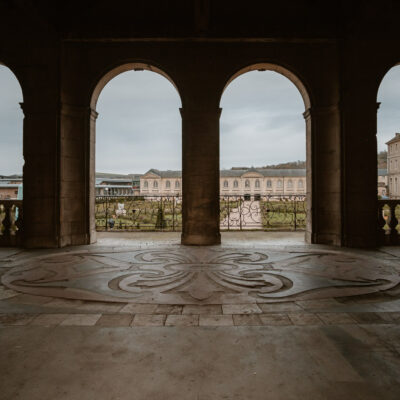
[
  {"left": 255, "top": 179, "right": 260, "bottom": 188},
  {"left": 223, "top": 180, "right": 229, "bottom": 188},
  {"left": 175, "top": 180, "right": 180, "bottom": 189},
  {"left": 266, "top": 180, "right": 272, "bottom": 188},
  {"left": 298, "top": 179, "right": 304, "bottom": 189},
  {"left": 245, "top": 179, "right": 250, "bottom": 188},
  {"left": 144, "top": 180, "right": 148, "bottom": 189},
  {"left": 277, "top": 179, "right": 283, "bottom": 188},
  {"left": 166, "top": 180, "right": 171, "bottom": 188},
  {"left": 153, "top": 181, "right": 158, "bottom": 188},
  {"left": 287, "top": 179, "right": 293, "bottom": 189},
  {"left": 233, "top": 180, "right": 238, "bottom": 188}
]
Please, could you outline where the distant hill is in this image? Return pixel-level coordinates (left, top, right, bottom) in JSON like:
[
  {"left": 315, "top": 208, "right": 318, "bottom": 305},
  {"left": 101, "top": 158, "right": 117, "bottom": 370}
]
[
  {"left": 0, "top": 174, "right": 23, "bottom": 179},
  {"left": 232, "top": 161, "right": 306, "bottom": 170},
  {"left": 96, "top": 172, "right": 132, "bottom": 179}
]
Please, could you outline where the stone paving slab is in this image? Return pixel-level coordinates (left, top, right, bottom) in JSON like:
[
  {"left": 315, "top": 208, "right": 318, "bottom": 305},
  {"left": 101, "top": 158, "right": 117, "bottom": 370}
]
[
  {"left": 199, "top": 314, "right": 234, "bottom": 326},
  {"left": 30, "top": 313, "right": 70, "bottom": 326},
  {"left": 96, "top": 314, "right": 133, "bottom": 327},
  {"left": 0, "top": 312, "right": 400, "bottom": 328},
  {"left": 165, "top": 315, "right": 199, "bottom": 326},
  {"left": 132, "top": 314, "right": 167, "bottom": 327},
  {"left": 223, "top": 304, "right": 262, "bottom": 314},
  {"left": 59, "top": 314, "right": 102, "bottom": 326},
  {"left": 259, "top": 313, "right": 293, "bottom": 325},
  {"left": 288, "top": 313, "right": 324, "bottom": 325},
  {"left": 233, "top": 314, "right": 263, "bottom": 326}
]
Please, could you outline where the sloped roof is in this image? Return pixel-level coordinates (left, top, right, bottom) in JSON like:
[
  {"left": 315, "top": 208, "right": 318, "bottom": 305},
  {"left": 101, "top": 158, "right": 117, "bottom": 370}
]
[
  {"left": 386, "top": 133, "right": 400, "bottom": 145},
  {"left": 220, "top": 168, "right": 306, "bottom": 177},
  {"left": 143, "top": 169, "right": 182, "bottom": 178}
]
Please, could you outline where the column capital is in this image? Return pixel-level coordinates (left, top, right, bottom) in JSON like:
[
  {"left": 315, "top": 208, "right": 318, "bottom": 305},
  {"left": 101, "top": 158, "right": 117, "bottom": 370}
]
[
  {"left": 60, "top": 103, "right": 98, "bottom": 120},
  {"left": 180, "top": 107, "right": 222, "bottom": 118},
  {"left": 303, "top": 104, "right": 340, "bottom": 120}
]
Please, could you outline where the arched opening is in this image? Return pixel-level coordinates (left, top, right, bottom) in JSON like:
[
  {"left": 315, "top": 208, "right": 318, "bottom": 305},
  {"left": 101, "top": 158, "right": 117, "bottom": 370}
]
[
  {"left": 377, "top": 63, "right": 400, "bottom": 244},
  {"left": 219, "top": 64, "right": 310, "bottom": 238},
  {"left": 90, "top": 63, "right": 182, "bottom": 238},
  {"left": 0, "top": 63, "right": 23, "bottom": 246}
]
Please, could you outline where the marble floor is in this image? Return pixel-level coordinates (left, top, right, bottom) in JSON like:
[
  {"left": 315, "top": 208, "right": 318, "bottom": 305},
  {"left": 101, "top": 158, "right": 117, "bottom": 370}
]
[{"left": 1, "top": 232, "right": 400, "bottom": 399}]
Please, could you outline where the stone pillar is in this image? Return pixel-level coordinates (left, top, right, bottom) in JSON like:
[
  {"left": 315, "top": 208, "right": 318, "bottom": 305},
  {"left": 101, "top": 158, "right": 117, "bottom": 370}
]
[
  {"left": 304, "top": 104, "right": 342, "bottom": 246},
  {"left": 180, "top": 107, "right": 221, "bottom": 245},
  {"left": 59, "top": 104, "right": 97, "bottom": 246},
  {"left": 341, "top": 99, "right": 379, "bottom": 248},
  {"left": 21, "top": 102, "right": 60, "bottom": 248}
]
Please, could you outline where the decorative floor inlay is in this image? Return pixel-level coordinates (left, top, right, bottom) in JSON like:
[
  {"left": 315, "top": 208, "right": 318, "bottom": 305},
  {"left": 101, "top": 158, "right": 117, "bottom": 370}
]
[{"left": 2, "top": 247, "right": 400, "bottom": 304}]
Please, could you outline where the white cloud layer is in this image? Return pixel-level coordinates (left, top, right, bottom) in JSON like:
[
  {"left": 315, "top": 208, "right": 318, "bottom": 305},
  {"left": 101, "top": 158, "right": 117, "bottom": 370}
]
[{"left": 0, "top": 65, "right": 400, "bottom": 175}]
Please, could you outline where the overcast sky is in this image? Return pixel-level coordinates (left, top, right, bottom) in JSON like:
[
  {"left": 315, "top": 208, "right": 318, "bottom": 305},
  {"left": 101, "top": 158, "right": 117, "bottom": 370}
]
[{"left": 1, "top": 64, "right": 400, "bottom": 175}]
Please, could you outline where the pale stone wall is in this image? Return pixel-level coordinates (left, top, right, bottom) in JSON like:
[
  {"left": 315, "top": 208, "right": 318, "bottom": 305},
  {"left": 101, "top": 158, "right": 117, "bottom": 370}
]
[
  {"left": 387, "top": 134, "right": 400, "bottom": 199},
  {"left": 140, "top": 171, "right": 306, "bottom": 197}
]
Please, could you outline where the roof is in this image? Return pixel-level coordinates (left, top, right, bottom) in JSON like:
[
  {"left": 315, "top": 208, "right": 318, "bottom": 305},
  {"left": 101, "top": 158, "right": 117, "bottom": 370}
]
[
  {"left": 220, "top": 168, "right": 307, "bottom": 177},
  {"left": 386, "top": 133, "right": 400, "bottom": 145},
  {"left": 99, "top": 179, "right": 132, "bottom": 184},
  {"left": 0, "top": 184, "right": 22, "bottom": 188},
  {"left": 95, "top": 185, "right": 134, "bottom": 189},
  {"left": 143, "top": 169, "right": 182, "bottom": 178}
]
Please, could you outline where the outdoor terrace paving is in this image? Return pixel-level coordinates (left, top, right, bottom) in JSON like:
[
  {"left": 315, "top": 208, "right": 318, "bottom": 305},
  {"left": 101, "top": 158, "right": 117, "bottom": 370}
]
[{"left": 1, "top": 232, "right": 400, "bottom": 399}]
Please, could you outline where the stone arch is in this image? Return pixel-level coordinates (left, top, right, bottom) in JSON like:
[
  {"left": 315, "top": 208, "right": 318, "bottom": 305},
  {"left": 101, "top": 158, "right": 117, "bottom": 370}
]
[
  {"left": 90, "top": 62, "right": 183, "bottom": 110},
  {"left": 219, "top": 62, "right": 312, "bottom": 110},
  {"left": 219, "top": 62, "right": 313, "bottom": 242},
  {"left": 86, "top": 62, "right": 183, "bottom": 243}
]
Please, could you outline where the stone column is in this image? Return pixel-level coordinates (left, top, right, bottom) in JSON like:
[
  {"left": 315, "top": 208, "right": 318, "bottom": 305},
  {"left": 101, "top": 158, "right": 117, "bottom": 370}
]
[
  {"left": 341, "top": 99, "right": 379, "bottom": 248},
  {"left": 59, "top": 104, "right": 97, "bottom": 246},
  {"left": 304, "top": 104, "right": 342, "bottom": 246},
  {"left": 180, "top": 107, "right": 221, "bottom": 245},
  {"left": 21, "top": 102, "right": 60, "bottom": 248}
]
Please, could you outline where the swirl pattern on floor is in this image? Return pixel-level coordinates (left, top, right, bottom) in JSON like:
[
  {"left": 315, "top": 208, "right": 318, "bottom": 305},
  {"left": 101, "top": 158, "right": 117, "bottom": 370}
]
[{"left": 2, "top": 247, "right": 399, "bottom": 304}]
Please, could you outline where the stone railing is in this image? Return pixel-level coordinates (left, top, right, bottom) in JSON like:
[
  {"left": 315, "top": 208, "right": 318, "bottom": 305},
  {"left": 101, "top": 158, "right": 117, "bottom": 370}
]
[
  {"left": 0, "top": 199, "right": 23, "bottom": 246},
  {"left": 378, "top": 200, "right": 400, "bottom": 245}
]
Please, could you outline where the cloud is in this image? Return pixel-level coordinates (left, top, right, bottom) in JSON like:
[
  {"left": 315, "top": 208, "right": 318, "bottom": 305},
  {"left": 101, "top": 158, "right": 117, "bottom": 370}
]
[
  {"left": 220, "top": 71, "right": 305, "bottom": 168},
  {"left": 377, "top": 65, "right": 400, "bottom": 151},
  {"left": 1, "top": 65, "right": 400, "bottom": 176},
  {"left": 0, "top": 65, "right": 23, "bottom": 175}
]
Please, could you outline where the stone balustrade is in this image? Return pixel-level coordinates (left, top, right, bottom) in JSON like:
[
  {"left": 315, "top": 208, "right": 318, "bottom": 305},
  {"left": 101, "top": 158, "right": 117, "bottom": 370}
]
[
  {"left": 0, "top": 200, "right": 23, "bottom": 246},
  {"left": 378, "top": 200, "right": 400, "bottom": 245}
]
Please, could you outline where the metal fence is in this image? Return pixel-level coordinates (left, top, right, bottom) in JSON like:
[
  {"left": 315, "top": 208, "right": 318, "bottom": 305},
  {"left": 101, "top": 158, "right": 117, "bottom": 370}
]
[
  {"left": 95, "top": 195, "right": 182, "bottom": 231},
  {"left": 220, "top": 195, "right": 307, "bottom": 231}
]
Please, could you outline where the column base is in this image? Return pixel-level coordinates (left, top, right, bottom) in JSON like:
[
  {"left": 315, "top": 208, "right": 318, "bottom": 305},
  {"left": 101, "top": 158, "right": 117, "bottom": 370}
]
[{"left": 181, "top": 232, "right": 221, "bottom": 246}]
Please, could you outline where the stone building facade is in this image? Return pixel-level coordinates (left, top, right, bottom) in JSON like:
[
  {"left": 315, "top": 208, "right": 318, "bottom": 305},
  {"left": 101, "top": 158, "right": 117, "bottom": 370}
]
[
  {"left": 141, "top": 168, "right": 387, "bottom": 198},
  {"left": 387, "top": 133, "right": 400, "bottom": 199},
  {"left": 377, "top": 169, "right": 388, "bottom": 197}
]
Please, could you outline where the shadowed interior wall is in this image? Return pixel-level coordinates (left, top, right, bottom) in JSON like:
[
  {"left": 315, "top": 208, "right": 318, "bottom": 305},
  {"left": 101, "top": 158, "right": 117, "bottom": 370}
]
[{"left": 0, "top": 1, "right": 399, "bottom": 248}]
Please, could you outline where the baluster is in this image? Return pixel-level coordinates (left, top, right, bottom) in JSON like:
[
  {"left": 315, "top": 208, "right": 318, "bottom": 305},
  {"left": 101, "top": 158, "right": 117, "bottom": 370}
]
[{"left": 377, "top": 202, "right": 386, "bottom": 245}]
